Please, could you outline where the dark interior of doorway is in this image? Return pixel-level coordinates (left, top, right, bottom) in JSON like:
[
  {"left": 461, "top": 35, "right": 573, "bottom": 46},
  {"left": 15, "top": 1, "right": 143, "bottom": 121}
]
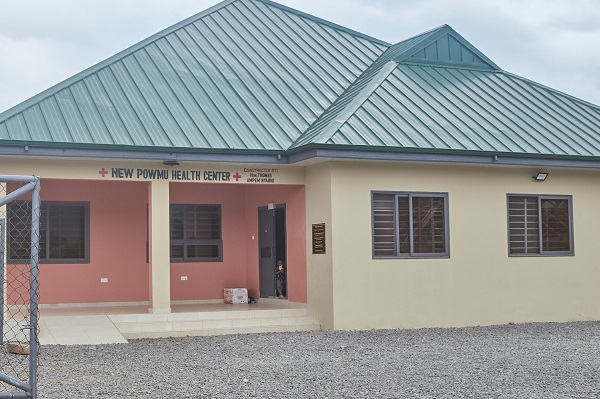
[
  {"left": 275, "top": 207, "right": 286, "bottom": 296},
  {"left": 259, "top": 204, "right": 287, "bottom": 299}
]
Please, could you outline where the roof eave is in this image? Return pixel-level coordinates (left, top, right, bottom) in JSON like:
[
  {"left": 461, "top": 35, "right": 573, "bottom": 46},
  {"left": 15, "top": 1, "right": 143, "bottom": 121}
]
[
  {"left": 286, "top": 143, "right": 600, "bottom": 169},
  {"left": 0, "top": 141, "right": 287, "bottom": 164},
  {"left": 4, "top": 140, "right": 600, "bottom": 169}
]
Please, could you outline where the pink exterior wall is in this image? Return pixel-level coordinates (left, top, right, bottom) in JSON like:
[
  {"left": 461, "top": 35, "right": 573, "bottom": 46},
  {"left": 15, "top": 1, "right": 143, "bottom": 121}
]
[
  {"left": 5, "top": 184, "right": 31, "bottom": 305},
  {"left": 14, "top": 179, "right": 306, "bottom": 305},
  {"left": 6, "top": 266, "right": 29, "bottom": 305},
  {"left": 169, "top": 183, "right": 247, "bottom": 301},
  {"left": 38, "top": 179, "right": 149, "bottom": 304},
  {"left": 169, "top": 183, "right": 307, "bottom": 303}
]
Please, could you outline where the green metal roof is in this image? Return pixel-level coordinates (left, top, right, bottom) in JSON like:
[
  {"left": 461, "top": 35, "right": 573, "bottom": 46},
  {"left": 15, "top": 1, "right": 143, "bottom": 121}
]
[
  {"left": 313, "top": 64, "right": 600, "bottom": 157},
  {"left": 0, "top": 0, "right": 387, "bottom": 152},
  {"left": 1, "top": 0, "right": 600, "bottom": 163},
  {"left": 290, "top": 25, "right": 501, "bottom": 150},
  {"left": 290, "top": 26, "right": 600, "bottom": 159}
]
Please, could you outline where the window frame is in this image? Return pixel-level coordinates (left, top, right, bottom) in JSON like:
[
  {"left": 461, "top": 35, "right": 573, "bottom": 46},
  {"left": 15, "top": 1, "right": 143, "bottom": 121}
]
[
  {"left": 8, "top": 201, "right": 90, "bottom": 264},
  {"left": 169, "top": 204, "right": 223, "bottom": 263},
  {"left": 371, "top": 191, "right": 450, "bottom": 259},
  {"left": 506, "top": 194, "right": 574, "bottom": 257}
]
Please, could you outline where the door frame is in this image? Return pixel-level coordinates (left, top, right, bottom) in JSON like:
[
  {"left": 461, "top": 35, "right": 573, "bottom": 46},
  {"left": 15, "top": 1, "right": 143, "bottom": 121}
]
[{"left": 258, "top": 203, "right": 287, "bottom": 298}]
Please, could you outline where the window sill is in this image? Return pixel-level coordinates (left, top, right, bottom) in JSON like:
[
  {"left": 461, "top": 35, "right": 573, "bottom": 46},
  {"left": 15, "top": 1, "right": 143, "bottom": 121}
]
[
  {"left": 373, "top": 255, "right": 450, "bottom": 260},
  {"left": 508, "top": 253, "right": 574, "bottom": 258}
]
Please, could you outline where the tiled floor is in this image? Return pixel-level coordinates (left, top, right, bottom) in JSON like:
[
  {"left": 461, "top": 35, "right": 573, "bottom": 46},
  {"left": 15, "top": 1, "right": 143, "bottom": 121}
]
[{"left": 37, "top": 299, "right": 304, "bottom": 345}]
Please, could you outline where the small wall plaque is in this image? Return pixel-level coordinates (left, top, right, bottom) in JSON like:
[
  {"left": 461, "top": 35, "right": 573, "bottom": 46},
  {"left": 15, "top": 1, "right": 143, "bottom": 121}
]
[{"left": 312, "top": 223, "right": 326, "bottom": 254}]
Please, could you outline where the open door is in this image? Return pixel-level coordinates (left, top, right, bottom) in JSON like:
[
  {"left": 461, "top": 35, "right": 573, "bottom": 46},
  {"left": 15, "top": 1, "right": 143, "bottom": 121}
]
[{"left": 258, "top": 205, "right": 286, "bottom": 298}]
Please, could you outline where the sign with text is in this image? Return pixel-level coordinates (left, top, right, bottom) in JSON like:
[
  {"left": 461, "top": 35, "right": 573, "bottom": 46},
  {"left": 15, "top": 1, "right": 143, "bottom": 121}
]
[
  {"left": 96, "top": 166, "right": 285, "bottom": 183},
  {"left": 312, "top": 223, "right": 326, "bottom": 254},
  {"left": 2, "top": 159, "right": 305, "bottom": 185}
]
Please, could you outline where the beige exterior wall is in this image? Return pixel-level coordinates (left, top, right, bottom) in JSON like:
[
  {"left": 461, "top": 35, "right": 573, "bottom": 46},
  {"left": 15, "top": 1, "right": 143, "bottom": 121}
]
[
  {"left": 322, "top": 161, "right": 600, "bottom": 330},
  {"left": 305, "top": 164, "right": 335, "bottom": 329}
]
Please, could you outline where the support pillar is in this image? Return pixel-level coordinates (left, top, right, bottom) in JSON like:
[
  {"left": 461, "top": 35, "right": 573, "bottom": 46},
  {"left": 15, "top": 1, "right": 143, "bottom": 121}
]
[{"left": 148, "top": 180, "right": 171, "bottom": 314}]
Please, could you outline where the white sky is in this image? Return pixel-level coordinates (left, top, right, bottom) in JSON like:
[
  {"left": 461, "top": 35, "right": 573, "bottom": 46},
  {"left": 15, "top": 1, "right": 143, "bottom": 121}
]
[{"left": 1, "top": 0, "right": 599, "bottom": 113}]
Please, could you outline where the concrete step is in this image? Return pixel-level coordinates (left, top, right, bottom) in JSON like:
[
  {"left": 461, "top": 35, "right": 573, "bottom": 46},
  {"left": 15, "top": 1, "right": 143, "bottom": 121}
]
[{"left": 108, "top": 307, "right": 321, "bottom": 339}]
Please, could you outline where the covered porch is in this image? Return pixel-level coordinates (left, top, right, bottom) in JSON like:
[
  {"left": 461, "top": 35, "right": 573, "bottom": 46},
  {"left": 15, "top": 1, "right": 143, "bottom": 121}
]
[
  {"left": 3, "top": 162, "right": 314, "bottom": 346},
  {"left": 29, "top": 166, "right": 307, "bottom": 312}
]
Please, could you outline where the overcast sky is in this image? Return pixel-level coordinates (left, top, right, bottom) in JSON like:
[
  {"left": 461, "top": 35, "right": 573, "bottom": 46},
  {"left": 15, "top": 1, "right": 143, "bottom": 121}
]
[{"left": 1, "top": 0, "right": 599, "bottom": 114}]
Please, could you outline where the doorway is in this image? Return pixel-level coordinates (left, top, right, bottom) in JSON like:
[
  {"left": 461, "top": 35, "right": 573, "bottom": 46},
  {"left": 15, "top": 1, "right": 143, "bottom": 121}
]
[{"left": 258, "top": 204, "right": 287, "bottom": 298}]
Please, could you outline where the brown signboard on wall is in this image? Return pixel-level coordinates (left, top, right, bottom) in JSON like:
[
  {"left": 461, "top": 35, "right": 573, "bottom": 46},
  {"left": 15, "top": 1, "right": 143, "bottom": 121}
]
[{"left": 312, "top": 223, "right": 326, "bottom": 254}]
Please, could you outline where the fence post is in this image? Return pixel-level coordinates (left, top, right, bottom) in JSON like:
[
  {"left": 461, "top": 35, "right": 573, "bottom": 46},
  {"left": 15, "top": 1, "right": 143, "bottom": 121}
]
[
  {"left": 0, "top": 175, "right": 40, "bottom": 398},
  {"left": 29, "top": 177, "right": 40, "bottom": 399}
]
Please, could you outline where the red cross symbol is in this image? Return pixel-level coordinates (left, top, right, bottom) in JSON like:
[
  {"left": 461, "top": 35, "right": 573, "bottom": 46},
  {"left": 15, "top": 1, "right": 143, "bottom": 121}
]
[
  {"left": 98, "top": 168, "right": 108, "bottom": 177},
  {"left": 233, "top": 172, "right": 242, "bottom": 182}
]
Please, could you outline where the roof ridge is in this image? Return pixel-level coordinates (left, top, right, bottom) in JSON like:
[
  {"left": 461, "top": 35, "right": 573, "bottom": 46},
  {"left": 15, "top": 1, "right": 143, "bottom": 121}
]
[
  {"left": 395, "top": 24, "right": 450, "bottom": 45},
  {"left": 254, "top": 0, "right": 390, "bottom": 47},
  {"left": 0, "top": 0, "right": 390, "bottom": 121},
  {"left": 394, "top": 25, "right": 500, "bottom": 70},
  {"left": 288, "top": 27, "right": 473, "bottom": 150}
]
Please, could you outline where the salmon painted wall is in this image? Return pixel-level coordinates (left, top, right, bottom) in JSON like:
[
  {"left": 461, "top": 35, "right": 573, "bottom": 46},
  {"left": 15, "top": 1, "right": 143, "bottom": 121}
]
[
  {"left": 38, "top": 179, "right": 149, "bottom": 304},
  {"left": 169, "top": 183, "right": 306, "bottom": 303},
  {"left": 169, "top": 183, "right": 247, "bottom": 300},
  {"left": 13, "top": 179, "right": 305, "bottom": 305},
  {"left": 5, "top": 183, "right": 32, "bottom": 305},
  {"left": 6, "top": 266, "right": 29, "bottom": 305}
]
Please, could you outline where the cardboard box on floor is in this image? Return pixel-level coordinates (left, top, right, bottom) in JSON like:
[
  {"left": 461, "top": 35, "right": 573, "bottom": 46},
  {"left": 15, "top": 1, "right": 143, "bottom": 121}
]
[{"left": 224, "top": 288, "right": 248, "bottom": 304}]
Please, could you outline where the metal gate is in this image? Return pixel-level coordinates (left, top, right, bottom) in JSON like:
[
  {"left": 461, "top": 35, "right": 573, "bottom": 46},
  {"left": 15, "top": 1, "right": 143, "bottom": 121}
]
[{"left": 0, "top": 176, "right": 40, "bottom": 399}]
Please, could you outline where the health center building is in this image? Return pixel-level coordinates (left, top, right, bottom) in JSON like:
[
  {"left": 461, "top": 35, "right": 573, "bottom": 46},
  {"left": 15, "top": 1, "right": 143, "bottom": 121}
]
[{"left": 2, "top": 0, "right": 600, "bottom": 331}]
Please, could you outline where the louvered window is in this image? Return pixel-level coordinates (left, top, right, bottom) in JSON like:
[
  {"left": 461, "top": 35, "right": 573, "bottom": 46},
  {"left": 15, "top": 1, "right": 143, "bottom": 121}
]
[
  {"left": 507, "top": 195, "right": 572, "bottom": 255},
  {"left": 372, "top": 192, "right": 449, "bottom": 258},
  {"left": 8, "top": 201, "right": 89, "bottom": 263},
  {"left": 170, "top": 204, "right": 222, "bottom": 262}
]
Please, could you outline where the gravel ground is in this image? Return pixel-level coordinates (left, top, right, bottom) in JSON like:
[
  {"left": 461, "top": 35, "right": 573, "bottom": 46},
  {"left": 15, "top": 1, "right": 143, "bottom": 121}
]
[{"left": 33, "top": 321, "right": 600, "bottom": 398}]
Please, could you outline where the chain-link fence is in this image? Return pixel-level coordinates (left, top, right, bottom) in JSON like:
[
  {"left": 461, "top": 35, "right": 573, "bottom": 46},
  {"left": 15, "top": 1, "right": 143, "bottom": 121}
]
[{"left": 0, "top": 176, "right": 40, "bottom": 399}]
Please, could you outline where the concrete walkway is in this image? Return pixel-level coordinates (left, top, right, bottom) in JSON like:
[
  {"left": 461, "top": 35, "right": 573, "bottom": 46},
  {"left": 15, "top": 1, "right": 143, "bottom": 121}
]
[{"left": 39, "top": 315, "right": 127, "bottom": 345}]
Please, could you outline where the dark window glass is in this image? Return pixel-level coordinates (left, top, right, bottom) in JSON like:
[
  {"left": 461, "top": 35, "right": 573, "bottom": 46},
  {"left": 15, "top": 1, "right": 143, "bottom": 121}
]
[
  {"left": 372, "top": 193, "right": 395, "bottom": 256},
  {"left": 412, "top": 196, "right": 446, "bottom": 254},
  {"left": 372, "top": 192, "right": 449, "bottom": 258},
  {"left": 170, "top": 206, "right": 184, "bottom": 240},
  {"left": 49, "top": 205, "right": 86, "bottom": 259},
  {"left": 187, "top": 244, "right": 220, "bottom": 259},
  {"left": 170, "top": 245, "right": 184, "bottom": 259},
  {"left": 508, "top": 195, "right": 572, "bottom": 255},
  {"left": 8, "top": 201, "right": 89, "bottom": 263},
  {"left": 170, "top": 204, "right": 222, "bottom": 262},
  {"left": 398, "top": 196, "right": 410, "bottom": 254},
  {"left": 541, "top": 199, "right": 570, "bottom": 252},
  {"left": 7, "top": 201, "right": 32, "bottom": 261}
]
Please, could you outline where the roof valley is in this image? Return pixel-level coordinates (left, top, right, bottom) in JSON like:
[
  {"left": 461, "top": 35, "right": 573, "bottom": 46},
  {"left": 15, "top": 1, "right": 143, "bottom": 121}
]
[{"left": 289, "top": 58, "right": 398, "bottom": 149}]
